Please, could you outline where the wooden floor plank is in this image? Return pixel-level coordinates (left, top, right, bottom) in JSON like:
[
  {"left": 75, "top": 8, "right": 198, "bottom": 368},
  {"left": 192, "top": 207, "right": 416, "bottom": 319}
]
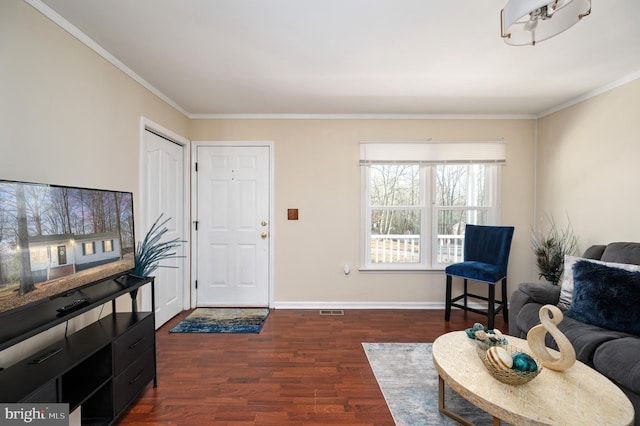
[{"left": 117, "top": 308, "right": 507, "bottom": 425}]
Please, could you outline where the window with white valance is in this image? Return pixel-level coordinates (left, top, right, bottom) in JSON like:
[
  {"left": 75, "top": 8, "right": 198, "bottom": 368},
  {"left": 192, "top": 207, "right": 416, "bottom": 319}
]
[
  {"left": 360, "top": 141, "right": 505, "bottom": 270},
  {"left": 359, "top": 141, "right": 506, "bottom": 164}
]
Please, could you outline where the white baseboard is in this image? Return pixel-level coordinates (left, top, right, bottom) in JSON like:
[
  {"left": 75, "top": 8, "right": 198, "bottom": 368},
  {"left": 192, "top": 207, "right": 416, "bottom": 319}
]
[
  {"left": 272, "top": 301, "right": 492, "bottom": 310},
  {"left": 273, "top": 301, "right": 441, "bottom": 310}
]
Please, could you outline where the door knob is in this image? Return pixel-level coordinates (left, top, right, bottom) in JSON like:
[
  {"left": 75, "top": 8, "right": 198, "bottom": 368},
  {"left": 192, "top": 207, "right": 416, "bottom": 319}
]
[{"left": 261, "top": 232, "right": 268, "bottom": 239}]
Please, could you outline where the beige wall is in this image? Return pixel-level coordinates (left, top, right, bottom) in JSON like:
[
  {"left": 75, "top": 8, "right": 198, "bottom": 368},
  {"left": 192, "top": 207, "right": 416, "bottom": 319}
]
[
  {"left": 0, "top": 0, "right": 188, "bottom": 369},
  {"left": 190, "top": 119, "right": 536, "bottom": 306},
  {"left": 536, "top": 79, "right": 640, "bottom": 250},
  {"left": 0, "top": 0, "right": 189, "bottom": 191}
]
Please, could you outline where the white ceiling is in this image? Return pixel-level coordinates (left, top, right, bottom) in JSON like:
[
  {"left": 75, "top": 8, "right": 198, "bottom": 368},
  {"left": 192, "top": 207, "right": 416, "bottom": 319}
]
[{"left": 34, "top": 0, "right": 640, "bottom": 117}]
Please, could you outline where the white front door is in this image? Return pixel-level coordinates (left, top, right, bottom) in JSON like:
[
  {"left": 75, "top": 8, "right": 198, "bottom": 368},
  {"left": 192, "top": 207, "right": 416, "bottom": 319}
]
[
  {"left": 142, "top": 129, "right": 186, "bottom": 327},
  {"left": 195, "top": 145, "right": 270, "bottom": 307}
]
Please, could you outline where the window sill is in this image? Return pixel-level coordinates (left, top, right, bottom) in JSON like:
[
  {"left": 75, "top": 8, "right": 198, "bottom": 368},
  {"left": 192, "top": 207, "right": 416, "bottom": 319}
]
[{"left": 359, "top": 266, "right": 445, "bottom": 273}]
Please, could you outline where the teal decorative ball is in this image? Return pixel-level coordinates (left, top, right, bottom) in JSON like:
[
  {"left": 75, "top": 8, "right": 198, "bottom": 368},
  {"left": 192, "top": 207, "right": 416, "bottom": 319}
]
[{"left": 512, "top": 352, "right": 538, "bottom": 372}]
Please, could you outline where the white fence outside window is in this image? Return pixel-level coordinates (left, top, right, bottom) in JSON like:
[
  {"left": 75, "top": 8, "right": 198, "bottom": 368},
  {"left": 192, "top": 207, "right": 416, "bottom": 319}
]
[{"left": 370, "top": 234, "right": 464, "bottom": 265}]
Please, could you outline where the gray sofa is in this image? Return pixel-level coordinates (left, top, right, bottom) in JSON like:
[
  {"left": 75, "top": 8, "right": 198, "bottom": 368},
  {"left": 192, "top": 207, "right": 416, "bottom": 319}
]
[{"left": 510, "top": 242, "right": 640, "bottom": 425}]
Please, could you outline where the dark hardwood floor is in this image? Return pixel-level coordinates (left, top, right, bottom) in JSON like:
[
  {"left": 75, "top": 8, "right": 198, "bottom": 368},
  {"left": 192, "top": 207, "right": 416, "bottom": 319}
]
[{"left": 118, "top": 308, "right": 507, "bottom": 425}]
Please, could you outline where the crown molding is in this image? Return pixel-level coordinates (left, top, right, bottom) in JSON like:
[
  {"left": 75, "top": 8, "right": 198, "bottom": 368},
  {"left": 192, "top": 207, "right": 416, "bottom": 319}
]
[
  {"left": 537, "top": 71, "right": 640, "bottom": 118},
  {"left": 24, "top": 0, "right": 640, "bottom": 122},
  {"left": 188, "top": 113, "right": 537, "bottom": 120},
  {"left": 25, "top": 0, "right": 190, "bottom": 118}
]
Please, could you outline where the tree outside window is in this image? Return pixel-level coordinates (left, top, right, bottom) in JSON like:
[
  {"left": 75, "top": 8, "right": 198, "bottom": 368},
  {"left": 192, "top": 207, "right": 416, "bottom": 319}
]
[{"left": 364, "top": 162, "right": 498, "bottom": 269}]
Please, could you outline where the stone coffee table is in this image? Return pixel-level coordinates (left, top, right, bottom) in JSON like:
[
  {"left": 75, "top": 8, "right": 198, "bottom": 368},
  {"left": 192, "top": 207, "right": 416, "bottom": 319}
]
[{"left": 432, "top": 331, "right": 634, "bottom": 426}]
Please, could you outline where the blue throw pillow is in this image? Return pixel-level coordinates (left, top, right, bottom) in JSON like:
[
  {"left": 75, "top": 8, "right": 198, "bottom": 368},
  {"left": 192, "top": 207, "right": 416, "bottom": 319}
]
[{"left": 566, "top": 260, "right": 640, "bottom": 336}]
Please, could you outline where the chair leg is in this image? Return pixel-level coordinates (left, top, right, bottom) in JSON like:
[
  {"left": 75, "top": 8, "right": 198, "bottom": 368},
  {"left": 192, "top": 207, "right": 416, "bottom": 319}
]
[
  {"left": 502, "top": 278, "right": 509, "bottom": 323},
  {"left": 463, "top": 279, "right": 468, "bottom": 309},
  {"left": 445, "top": 275, "right": 452, "bottom": 321},
  {"left": 487, "top": 284, "right": 495, "bottom": 330}
]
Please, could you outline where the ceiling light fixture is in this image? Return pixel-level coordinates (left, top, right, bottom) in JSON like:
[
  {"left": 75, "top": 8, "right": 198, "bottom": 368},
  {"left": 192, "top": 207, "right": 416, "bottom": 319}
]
[{"left": 501, "top": 0, "right": 591, "bottom": 46}]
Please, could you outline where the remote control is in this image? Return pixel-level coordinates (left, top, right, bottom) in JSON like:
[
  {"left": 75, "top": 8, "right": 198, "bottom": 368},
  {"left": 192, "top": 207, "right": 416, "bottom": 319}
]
[{"left": 56, "top": 298, "right": 90, "bottom": 314}]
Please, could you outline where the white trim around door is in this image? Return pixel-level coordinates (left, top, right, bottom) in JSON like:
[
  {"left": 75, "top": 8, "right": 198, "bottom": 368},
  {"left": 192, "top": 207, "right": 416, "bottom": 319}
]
[{"left": 139, "top": 117, "right": 191, "bottom": 318}]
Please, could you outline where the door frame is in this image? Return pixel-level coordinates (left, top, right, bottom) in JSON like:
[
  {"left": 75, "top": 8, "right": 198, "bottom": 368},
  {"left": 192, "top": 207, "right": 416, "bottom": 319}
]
[
  {"left": 139, "top": 117, "right": 191, "bottom": 313},
  {"left": 191, "top": 141, "right": 274, "bottom": 309}
]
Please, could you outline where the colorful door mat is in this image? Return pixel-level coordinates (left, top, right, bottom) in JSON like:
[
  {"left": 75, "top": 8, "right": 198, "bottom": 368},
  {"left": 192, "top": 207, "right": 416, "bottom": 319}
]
[{"left": 169, "top": 308, "right": 269, "bottom": 333}]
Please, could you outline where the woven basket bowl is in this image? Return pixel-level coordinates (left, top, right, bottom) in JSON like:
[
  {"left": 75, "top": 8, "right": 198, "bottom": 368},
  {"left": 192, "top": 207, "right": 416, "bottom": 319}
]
[{"left": 475, "top": 344, "right": 542, "bottom": 386}]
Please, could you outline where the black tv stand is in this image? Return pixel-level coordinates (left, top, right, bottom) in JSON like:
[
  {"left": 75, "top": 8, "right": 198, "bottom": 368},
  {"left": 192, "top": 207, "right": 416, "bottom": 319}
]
[
  {"left": 114, "top": 273, "right": 149, "bottom": 287},
  {"left": 28, "top": 347, "right": 62, "bottom": 364},
  {"left": 0, "top": 274, "right": 154, "bottom": 352},
  {"left": 0, "top": 275, "right": 156, "bottom": 425}
]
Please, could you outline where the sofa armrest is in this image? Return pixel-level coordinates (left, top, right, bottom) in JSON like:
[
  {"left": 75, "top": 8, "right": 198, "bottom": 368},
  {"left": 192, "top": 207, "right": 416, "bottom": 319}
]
[
  {"left": 508, "top": 283, "right": 561, "bottom": 337},
  {"left": 517, "top": 282, "right": 561, "bottom": 305}
]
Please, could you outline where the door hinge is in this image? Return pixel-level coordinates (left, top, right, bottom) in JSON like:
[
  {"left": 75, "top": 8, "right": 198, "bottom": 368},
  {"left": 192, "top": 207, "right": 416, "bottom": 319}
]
[
  {"left": 195, "top": 280, "right": 198, "bottom": 289},
  {"left": 195, "top": 162, "right": 198, "bottom": 172},
  {"left": 194, "top": 221, "right": 199, "bottom": 231}
]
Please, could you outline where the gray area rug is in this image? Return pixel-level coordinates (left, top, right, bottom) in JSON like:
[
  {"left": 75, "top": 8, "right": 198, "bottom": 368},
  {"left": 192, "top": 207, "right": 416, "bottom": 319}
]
[{"left": 363, "top": 342, "right": 511, "bottom": 426}]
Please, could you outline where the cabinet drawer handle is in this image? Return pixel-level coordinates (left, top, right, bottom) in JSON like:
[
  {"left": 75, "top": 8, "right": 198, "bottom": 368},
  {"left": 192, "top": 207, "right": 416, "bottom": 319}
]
[
  {"left": 129, "top": 370, "right": 144, "bottom": 385},
  {"left": 129, "top": 337, "right": 144, "bottom": 349}
]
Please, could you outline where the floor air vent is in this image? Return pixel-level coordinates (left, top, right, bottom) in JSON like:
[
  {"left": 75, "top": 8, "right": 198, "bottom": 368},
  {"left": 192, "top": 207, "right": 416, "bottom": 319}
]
[{"left": 319, "top": 310, "right": 344, "bottom": 316}]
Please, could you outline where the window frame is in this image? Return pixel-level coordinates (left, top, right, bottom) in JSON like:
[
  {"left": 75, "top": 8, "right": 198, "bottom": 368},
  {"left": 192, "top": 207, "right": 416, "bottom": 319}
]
[
  {"left": 103, "top": 239, "right": 114, "bottom": 252},
  {"left": 361, "top": 162, "right": 501, "bottom": 271},
  {"left": 82, "top": 241, "right": 96, "bottom": 256}
]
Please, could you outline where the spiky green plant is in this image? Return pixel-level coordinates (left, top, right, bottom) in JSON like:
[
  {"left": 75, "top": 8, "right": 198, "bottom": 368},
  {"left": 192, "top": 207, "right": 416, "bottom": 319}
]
[
  {"left": 130, "top": 214, "right": 185, "bottom": 310},
  {"left": 134, "top": 214, "right": 185, "bottom": 277},
  {"left": 531, "top": 214, "right": 578, "bottom": 285}
]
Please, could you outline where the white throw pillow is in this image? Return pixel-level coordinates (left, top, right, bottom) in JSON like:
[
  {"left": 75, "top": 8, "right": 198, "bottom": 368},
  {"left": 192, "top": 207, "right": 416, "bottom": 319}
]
[{"left": 558, "top": 255, "right": 640, "bottom": 310}]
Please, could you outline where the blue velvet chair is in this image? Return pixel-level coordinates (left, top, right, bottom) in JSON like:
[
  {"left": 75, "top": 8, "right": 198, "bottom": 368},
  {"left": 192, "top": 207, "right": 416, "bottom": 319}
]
[{"left": 445, "top": 224, "right": 515, "bottom": 330}]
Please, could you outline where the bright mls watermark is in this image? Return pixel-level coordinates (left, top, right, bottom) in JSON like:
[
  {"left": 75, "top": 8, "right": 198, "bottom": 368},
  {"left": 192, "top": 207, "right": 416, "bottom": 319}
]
[{"left": 0, "top": 404, "right": 68, "bottom": 425}]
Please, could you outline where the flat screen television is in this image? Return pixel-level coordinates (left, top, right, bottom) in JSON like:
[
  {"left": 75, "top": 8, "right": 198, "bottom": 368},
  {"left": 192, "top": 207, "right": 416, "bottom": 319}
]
[{"left": 0, "top": 179, "right": 135, "bottom": 317}]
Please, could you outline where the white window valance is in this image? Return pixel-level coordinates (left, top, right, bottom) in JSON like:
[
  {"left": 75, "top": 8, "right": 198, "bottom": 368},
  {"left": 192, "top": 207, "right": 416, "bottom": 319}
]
[{"left": 359, "top": 141, "right": 506, "bottom": 165}]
